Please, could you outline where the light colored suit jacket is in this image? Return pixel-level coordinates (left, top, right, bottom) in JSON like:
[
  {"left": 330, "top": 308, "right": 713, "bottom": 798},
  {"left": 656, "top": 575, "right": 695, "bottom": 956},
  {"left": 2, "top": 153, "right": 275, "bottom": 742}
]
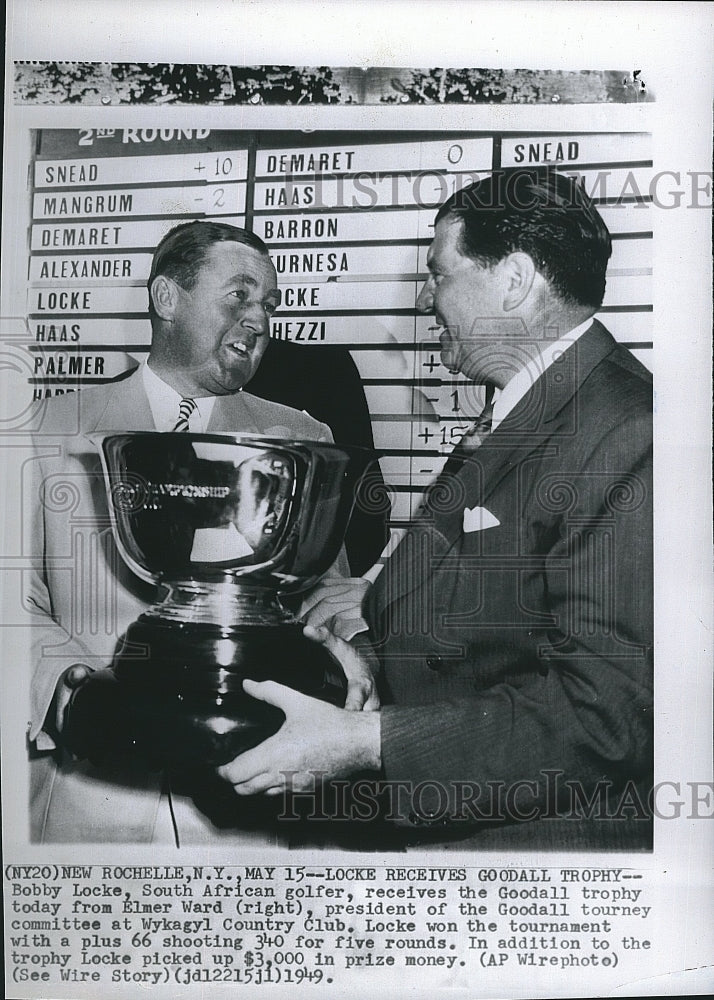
[{"left": 28, "top": 371, "right": 333, "bottom": 841}]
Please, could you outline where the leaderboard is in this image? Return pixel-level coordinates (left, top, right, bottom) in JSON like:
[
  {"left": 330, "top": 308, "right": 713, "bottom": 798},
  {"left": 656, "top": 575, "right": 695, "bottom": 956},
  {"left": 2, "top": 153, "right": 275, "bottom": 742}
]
[{"left": 27, "top": 128, "right": 652, "bottom": 520}]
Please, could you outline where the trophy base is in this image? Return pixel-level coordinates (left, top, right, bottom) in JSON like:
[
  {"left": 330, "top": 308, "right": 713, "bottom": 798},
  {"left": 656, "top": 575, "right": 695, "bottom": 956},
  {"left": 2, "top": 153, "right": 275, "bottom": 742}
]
[{"left": 63, "top": 617, "right": 347, "bottom": 770}]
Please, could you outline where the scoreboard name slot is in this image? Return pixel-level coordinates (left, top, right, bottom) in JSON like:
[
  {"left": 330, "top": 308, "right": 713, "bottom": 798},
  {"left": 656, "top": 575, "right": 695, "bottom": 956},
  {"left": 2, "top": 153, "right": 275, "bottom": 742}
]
[
  {"left": 35, "top": 225, "right": 122, "bottom": 248},
  {"left": 258, "top": 209, "right": 442, "bottom": 244},
  {"left": 35, "top": 322, "right": 81, "bottom": 342},
  {"left": 36, "top": 151, "right": 249, "bottom": 188},
  {"left": 32, "top": 217, "right": 246, "bottom": 251},
  {"left": 37, "top": 192, "right": 134, "bottom": 217},
  {"left": 270, "top": 245, "right": 422, "bottom": 278},
  {"left": 33, "top": 353, "right": 106, "bottom": 376},
  {"left": 265, "top": 151, "right": 356, "bottom": 173},
  {"left": 263, "top": 217, "right": 338, "bottom": 240},
  {"left": 41, "top": 163, "right": 99, "bottom": 184},
  {"left": 256, "top": 138, "right": 492, "bottom": 177},
  {"left": 256, "top": 173, "right": 484, "bottom": 211},
  {"left": 34, "top": 291, "right": 92, "bottom": 312},
  {"left": 512, "top": 141, "right": 580, "bottom": 163},
  {"left": 271, "top": 320, "right": 326, "bottom": 341},
  {"left": 31, "top": 256, "right": 143, "bottom": 282},
  {"left": 501, "top": 132, "right": 650, "bottom": 167},
  {"left": 34, "top": 183, "right": 247, "bottom": 219},
  {"left": 33, "top": 319, "right": 150, "bottom": 345}
]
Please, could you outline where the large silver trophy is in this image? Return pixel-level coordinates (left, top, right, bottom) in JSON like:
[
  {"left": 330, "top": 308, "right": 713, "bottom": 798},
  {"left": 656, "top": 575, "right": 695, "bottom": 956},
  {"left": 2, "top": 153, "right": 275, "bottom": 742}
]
[{"left": 63, "top": 432, "right": 373, "bottom": 773}]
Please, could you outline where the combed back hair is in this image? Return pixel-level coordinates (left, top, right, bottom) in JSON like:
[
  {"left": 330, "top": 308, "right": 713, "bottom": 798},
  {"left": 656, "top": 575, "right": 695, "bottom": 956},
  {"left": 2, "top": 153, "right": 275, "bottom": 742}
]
[
  {"left": 148, "top": 221, "right": 271, "bottom": 318},
  {"left": 435, "top": 168, "right": 612, "bottom": 309}
]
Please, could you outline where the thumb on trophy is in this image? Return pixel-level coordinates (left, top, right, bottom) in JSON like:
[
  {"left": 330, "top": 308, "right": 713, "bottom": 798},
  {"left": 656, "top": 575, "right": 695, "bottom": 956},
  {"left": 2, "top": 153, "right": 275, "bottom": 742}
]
[
  {"left": 298, "top": 577, "right": 371, "bottom": 640},
  {"left": 242, "top": 677, "right": 307, "bottom": 712},
  {"left": 303, "top": 625, "right": 380, "bottom": 712},
  {"left": 55, "top": 663, "right": 93, "bottom": 735}
]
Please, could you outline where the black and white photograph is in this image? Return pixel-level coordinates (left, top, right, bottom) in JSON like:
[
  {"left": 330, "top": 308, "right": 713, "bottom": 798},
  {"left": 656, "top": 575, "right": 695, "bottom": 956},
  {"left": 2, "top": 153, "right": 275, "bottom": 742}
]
[{"left": 2, "top": 2, "right": 712, "bottom": 997}]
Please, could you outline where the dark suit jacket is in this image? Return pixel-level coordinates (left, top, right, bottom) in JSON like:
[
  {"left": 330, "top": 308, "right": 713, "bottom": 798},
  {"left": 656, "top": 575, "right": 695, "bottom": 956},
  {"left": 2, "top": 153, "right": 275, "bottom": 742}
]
[
  {"left": 368, "top": 322, "right": 653, "bottom": 850},
  {"left": 247, "top": 339, "right": 390, "bottom": 574}
]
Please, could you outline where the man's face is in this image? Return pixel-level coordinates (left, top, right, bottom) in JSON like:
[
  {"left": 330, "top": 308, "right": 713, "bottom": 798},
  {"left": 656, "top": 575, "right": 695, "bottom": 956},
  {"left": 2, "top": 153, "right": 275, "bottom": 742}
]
[
  {"left": 166, "top": 242, "right": 280, "bottom": 396},
  {"left": 417, "top": 218, "right": 507, "bottom": 383}
]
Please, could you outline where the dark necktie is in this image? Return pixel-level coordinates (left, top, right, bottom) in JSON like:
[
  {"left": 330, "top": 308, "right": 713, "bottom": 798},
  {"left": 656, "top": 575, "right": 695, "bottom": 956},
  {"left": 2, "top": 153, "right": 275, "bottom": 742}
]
[
  {"left": 435, "top": 386, "right": 496, "bottom": 481},
  {"left": 370, "top": 389, "right": 496, "bottom": 626},
  {"left": 172, "top": 397, "right": 196, "bottom": 432}
]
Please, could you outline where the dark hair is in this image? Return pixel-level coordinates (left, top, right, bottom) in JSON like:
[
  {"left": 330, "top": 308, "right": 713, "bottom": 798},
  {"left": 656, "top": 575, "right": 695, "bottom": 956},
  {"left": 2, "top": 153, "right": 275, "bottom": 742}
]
[
  {"left": 435, "top": 168, "right": 612, "bottom": 309},
  {"left": 148, "top": 221, "right": 271, "bottom": 318}
]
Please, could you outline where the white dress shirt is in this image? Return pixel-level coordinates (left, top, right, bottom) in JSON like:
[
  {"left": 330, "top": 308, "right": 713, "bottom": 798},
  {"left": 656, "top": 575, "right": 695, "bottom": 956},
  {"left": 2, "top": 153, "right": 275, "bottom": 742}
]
[{"left": 142, "top": 359, "right": 218, "bottom": 432}]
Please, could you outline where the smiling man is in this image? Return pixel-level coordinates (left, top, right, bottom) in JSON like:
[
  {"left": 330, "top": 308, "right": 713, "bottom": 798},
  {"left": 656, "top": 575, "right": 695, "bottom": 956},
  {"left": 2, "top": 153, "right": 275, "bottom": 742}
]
[
  {"left": 223, "top": 169, "right": 654, "bottom": 850},
  {"left": 145, "top": 223, "right": 281, "bottom": 400},
  {"left": 27, "top": 221, "right": 364, "bottom": 843}
]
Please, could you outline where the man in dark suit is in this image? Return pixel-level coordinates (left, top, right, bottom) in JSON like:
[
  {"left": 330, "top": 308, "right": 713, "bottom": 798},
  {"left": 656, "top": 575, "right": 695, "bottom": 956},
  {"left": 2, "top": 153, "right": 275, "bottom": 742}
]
[{"left": 219, "top": 169, "right": 653, "bottom": 850}]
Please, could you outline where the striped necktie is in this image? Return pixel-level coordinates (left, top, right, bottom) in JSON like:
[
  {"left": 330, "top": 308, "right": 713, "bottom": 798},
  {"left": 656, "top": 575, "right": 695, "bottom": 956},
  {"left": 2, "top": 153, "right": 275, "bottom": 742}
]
[{"left": 172, "top": 397, "right": 196, "bottom": 432}]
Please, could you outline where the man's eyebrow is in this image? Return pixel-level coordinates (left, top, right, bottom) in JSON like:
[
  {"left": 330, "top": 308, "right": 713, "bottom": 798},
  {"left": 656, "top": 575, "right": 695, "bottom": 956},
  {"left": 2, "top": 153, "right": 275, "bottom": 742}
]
[
  {"left": 228, "top": 272, "right": 257, "bottom": 287},
  {"left": 226, "top": 273, "right": 280, "bottom": 299}
]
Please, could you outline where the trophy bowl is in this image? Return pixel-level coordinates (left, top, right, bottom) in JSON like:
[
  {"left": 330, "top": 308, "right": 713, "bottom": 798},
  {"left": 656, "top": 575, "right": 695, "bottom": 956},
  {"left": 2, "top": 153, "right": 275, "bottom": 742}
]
[{"left": 63, "top": 432, "right": 374, "bottom": 773}]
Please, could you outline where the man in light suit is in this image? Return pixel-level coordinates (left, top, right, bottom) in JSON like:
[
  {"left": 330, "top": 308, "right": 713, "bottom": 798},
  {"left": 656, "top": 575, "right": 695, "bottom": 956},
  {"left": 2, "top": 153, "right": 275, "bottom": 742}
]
[
  {"left": 28, "top": 221, "right": 372, "bottom": 842},
  {"left": 221, "top": 169, "right": 653, "bottom": 850}
]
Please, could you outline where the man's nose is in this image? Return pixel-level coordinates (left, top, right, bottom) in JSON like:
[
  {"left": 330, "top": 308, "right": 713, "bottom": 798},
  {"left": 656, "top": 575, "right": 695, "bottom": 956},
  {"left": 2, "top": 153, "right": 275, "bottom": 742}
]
[
  {"left": 240, "top": 301, "right": 268, "bottom": 337},
  {"left": 416, "top": 277, "right": 434, "bottom": 313}
]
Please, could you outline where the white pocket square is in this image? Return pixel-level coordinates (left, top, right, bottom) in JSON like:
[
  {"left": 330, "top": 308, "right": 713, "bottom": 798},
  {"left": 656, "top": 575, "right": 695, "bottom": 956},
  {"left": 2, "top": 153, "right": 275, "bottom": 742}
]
[{"left": 463, "top": 506, "right": 500, "bottom": 533}]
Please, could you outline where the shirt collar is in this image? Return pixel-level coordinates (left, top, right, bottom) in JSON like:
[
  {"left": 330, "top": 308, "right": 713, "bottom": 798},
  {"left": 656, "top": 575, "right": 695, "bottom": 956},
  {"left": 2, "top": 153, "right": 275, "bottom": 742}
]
[
  {"left": 491, "top": 318, "right": 594, "bottom": 431},
  {"left": 142, "top": 359, "right": 218, "bottom": 432}
]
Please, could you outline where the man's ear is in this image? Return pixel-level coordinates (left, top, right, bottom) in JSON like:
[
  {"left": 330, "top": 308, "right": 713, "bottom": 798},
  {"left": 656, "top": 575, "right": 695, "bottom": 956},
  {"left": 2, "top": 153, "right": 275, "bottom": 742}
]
[
  {"left": 502, "top": 252, "right": 538, "bottom": 312},
  {"left": 150, "top": 274, "right": 180, "bottom": 321}
]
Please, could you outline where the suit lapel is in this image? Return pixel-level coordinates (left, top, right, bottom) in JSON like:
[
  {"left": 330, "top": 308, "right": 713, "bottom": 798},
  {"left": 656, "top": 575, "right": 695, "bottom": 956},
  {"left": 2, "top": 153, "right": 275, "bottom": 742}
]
[
  {"left": 207, "top": 391, "right": 275, "bottom": 434},
  {"left": 376, "top": 322, "right": 620, "bottom": 612},
  {"left": 433, "top": 321, "right": 618, "bottom": 540},
  {"left": 54, "top": 372, "right": 156, "bottom": 467},
  {"left": 91, "top": 371, "right": 155, "bottom": 434}
]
